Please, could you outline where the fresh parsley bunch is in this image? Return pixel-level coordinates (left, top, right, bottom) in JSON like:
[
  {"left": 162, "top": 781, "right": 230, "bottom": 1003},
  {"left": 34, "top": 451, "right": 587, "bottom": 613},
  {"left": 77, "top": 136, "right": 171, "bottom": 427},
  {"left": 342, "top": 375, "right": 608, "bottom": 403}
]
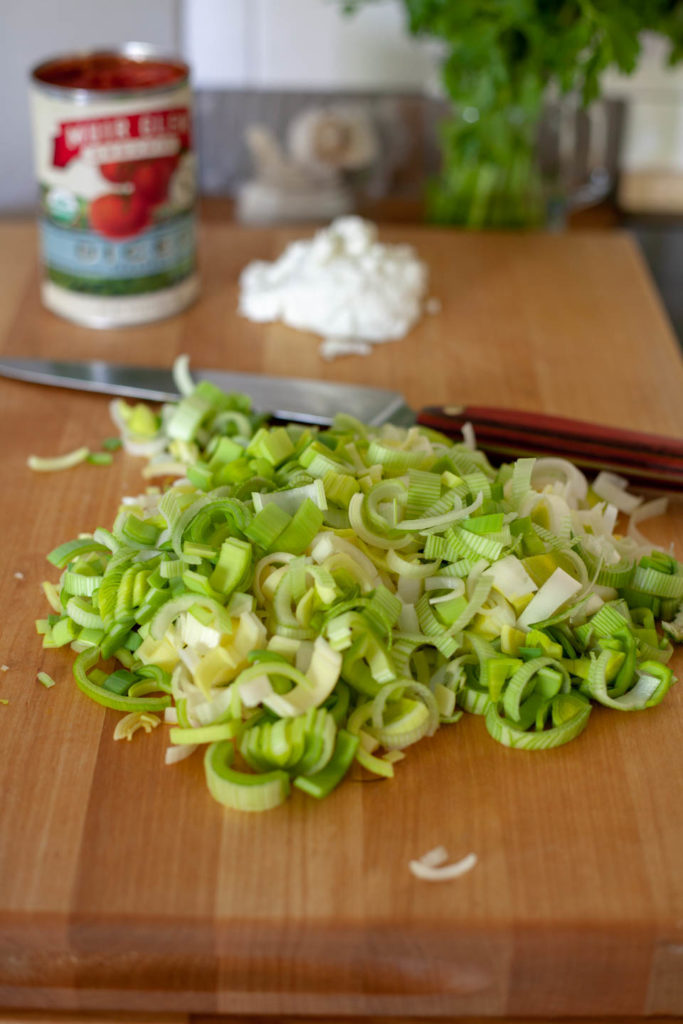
[{"left": 341, "top": 0, "right": 683, "bottom": 226}]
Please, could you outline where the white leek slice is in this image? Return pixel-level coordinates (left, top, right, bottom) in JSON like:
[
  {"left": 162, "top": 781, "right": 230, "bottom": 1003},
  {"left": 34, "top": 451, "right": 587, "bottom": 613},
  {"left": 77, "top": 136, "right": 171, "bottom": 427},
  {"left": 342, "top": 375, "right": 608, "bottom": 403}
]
[
  {"left": 176, "top": 612, "right": 223, "bottom": 651},
  {"left": 261, "top": 637, "right": 342, "bottom": 717},
  {"left": 397, "top": 602, "right": 420, "bottom": 632},
  {"left": 483, "top": 555, "right": 537, "bottom": 601},
  {"left": 386, "top": 549, "right": 440, "bottom": 579},
  {"left": 583, "top": 593, "right": 605, "bottom": 617},
  {"left": 517, "top": 568, "right": 582, "bottom": 629},
  {"left": 172, "top": 353, "right": 195, "bottom": 397},
  {"left": 310, "top": 532, "right": 382, "bottom": 587},
  {"left": 395, "top": 491, "right": 483, "bottom": 532},
  {"left": 193, "top": 685, "right": 239, "bottom": 725},
  {"left": 522, "top": 492, "right": 573, "bottom": 543},
  {"left": 266, "top": 635, "right": 301, "bottom": 661},
  {"left": 253, "top": 479, "right": 327, "bottom": 514},
  {"left": 461, "top": 422, "right": 476, "bottom": 451},
  {"left": 532, "top": 457, "right": 588, "bottom": 504},
  {"left": 240, "top": 674, "right": 276, "bottom": 707},
  {"left": 409, "top": 851, "right": 477, "bottom": 881},
  {"left": 150, "top": 594, "right": 232, "bottom": 641},
  {"left": 348, "top": 493, "right": 413, "bottom": 550},
  {"left": 417, "top": 845, "right": 450, "bottom": 868},
  {"left": 397, "top": 576, "right": 422, "bottom": 604},
  {"left": 592, "top": 471, "right": 643, "bottom": 514},
  {"left": 628, "top": 496, "right": 669, "bottom": 552},
  {"left": 165, "top": 743, "right": 198, "bottom": 764}
]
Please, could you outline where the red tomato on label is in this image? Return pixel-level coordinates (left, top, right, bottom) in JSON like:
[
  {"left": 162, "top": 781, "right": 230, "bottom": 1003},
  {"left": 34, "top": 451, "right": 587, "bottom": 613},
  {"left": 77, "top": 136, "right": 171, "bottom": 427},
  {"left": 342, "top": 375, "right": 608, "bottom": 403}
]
[
  {"left": 159, "top": 154, "right": 181, "bottom": 174},
  {"left": 89, "top": 193, "right": 150, "bottom": 238},
  {"left": 99, "top": 161, "right": 137, "bottom": 183},
  {"left": 132, "top": 158, "right": 175, "bottom": 205}
]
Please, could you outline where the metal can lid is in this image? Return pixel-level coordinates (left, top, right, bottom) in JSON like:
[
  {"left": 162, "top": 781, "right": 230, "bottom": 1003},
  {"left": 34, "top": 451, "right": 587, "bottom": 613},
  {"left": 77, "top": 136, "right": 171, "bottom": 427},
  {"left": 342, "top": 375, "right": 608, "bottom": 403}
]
[{"left": 30, "top": 43, "right": 189, "bottom": 101}]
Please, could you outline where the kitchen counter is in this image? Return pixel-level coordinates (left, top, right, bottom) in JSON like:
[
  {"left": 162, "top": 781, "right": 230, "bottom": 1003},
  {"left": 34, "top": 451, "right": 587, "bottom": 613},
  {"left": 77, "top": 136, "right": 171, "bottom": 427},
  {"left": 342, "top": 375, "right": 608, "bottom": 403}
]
[{"left": 0, "top": 216, "right": 682, "bottom": 1023}]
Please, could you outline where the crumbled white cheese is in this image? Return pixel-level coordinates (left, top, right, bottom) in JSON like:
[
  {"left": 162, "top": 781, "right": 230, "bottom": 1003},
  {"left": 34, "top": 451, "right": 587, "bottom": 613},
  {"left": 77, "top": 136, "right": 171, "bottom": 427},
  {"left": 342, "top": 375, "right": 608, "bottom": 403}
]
[
  {"left": 238, "top": 216, "right": 428, "bottom": 359},
  {"left": 13, "top": 572, "right": 25, "bottom": 580}
]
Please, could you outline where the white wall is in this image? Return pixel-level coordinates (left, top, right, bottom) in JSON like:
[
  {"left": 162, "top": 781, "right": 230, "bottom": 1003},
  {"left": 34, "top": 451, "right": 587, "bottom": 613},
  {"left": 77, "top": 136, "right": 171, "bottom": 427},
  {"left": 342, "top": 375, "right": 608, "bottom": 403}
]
[
  {"left": 0, "top": 0, "right": 181, "bottom": 212},
  {"left": 181, "top": 0, "right": 440, "bottom": 91},
  {"left": 603, "top": 34, "right": 683, "bottom": 172}
]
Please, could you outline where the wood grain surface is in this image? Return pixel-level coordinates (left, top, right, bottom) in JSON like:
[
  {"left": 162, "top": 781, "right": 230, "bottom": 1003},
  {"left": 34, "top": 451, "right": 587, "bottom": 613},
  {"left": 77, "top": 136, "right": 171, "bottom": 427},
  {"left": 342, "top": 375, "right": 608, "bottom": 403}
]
[{"left": 0, "top": 219, "right": 682, "bottom": 1020}]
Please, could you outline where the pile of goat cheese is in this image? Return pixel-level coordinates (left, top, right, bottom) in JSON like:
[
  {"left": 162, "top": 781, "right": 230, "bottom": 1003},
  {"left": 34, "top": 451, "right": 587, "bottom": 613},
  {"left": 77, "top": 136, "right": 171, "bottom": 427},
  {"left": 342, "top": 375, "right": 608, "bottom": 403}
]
[{"left": 238, "top": 216, "right": 429, "bottom": 359}]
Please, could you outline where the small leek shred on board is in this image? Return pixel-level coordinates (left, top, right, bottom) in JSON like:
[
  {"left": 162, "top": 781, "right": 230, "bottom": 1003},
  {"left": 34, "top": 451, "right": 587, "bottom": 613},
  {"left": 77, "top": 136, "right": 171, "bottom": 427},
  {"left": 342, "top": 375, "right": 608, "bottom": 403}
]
[
  {"left": 28, "top": 447, "right": 90, "bottom": 473},
  {"left": 27, "top": 439, "right": 122, "bottom": 473},
  {"left": 409, "top": 847, "right": 477, "bottom": 881},
  {"left": 36, "top": 360, "right": 681, "bottom": 811}
]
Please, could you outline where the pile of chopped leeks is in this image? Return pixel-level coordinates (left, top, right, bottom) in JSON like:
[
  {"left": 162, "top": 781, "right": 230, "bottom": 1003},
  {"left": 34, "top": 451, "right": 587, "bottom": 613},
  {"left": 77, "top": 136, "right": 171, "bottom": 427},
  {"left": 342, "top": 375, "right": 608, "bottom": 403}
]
[{"left": 37, "top": 360, "right": 682, "bottom": 812}]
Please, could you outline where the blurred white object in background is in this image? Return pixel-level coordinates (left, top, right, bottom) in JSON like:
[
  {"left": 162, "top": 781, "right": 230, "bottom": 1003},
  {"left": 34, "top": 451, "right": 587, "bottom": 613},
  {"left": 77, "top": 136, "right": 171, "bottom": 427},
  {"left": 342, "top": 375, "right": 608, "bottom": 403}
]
[
  {"left": 236, "top": 105, "right": 379, "bottom": 225},
  {"left": 603, "top": 33, "right": 683, "bottom": 213},
  {"left": 287, "top": 104, "right": 379, "bottom": 175},
  {"left": 236, "top": 124, "right": 354, "bottom": 225}
]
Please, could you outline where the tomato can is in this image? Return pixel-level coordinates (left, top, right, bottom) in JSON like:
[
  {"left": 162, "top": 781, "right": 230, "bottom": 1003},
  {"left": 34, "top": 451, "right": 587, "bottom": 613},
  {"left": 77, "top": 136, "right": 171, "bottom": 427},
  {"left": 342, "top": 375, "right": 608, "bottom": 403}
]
[{"left": 29, "top": 44, "right": 199, "bottom": 328}]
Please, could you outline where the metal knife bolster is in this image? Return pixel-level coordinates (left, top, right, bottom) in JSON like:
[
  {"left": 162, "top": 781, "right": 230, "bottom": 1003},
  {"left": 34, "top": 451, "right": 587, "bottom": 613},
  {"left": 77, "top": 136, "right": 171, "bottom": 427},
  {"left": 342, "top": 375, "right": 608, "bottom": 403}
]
[{"left": 0, "top": 358, "right": 414, "bottom": 428}]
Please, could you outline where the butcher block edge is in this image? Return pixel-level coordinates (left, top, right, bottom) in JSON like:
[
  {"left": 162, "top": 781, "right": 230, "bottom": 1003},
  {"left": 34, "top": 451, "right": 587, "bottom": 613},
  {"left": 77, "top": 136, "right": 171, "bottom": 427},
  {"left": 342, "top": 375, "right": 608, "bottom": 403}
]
[{"left": 1, "top": 913, "right": 681, "bottom": 1016}]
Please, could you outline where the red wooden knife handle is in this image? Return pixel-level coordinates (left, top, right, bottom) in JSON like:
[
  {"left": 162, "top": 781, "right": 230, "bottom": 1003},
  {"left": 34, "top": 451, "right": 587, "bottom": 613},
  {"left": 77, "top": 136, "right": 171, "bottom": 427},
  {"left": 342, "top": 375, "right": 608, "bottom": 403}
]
[{"left": 417, "top": 405, "right": 683, "bottom": 491}]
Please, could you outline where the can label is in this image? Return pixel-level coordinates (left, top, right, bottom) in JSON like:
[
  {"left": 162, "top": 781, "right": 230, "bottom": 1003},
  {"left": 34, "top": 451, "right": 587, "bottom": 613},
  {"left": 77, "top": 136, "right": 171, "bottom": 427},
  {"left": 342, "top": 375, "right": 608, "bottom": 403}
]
[{"left": 30, "top": 73, "right": 198, "bottom": 324}]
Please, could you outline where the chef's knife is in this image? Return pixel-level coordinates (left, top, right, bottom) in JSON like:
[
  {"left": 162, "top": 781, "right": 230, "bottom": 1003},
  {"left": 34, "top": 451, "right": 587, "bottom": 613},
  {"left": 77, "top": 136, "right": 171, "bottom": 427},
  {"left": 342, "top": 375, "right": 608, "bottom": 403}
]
[{"left": 1, "top": 356, "right": 682, "bottom": 490}]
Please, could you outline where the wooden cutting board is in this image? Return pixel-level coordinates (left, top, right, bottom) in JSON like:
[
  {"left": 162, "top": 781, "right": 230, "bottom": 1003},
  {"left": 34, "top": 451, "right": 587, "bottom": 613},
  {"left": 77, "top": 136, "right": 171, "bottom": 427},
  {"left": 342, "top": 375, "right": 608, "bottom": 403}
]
[{"left": 0, "top": 219, "right": 682, "bottom": 1020}]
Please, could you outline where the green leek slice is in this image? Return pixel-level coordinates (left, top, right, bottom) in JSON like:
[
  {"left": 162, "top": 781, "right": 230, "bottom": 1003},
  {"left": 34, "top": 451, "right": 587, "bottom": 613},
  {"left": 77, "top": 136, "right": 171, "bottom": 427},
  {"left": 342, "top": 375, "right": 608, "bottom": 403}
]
[
  {"left": 486, "top": 692, "right": 591, "bottom": 749},
  {"left": 204, "top": 741, "right": 290, "bottom": 812},
  {"left": 293, "top": 730, "right": 359, "bottom": 799},
  {"left": 74, "top": 648, "right": 171, "bottom": 713}
]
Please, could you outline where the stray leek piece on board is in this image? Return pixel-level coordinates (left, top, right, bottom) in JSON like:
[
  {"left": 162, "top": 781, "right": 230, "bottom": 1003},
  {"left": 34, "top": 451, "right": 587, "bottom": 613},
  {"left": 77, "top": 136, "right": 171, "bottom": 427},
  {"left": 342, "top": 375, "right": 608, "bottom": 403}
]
[{"left": 37, "top": 358, "right": 680, "bottom": 811}]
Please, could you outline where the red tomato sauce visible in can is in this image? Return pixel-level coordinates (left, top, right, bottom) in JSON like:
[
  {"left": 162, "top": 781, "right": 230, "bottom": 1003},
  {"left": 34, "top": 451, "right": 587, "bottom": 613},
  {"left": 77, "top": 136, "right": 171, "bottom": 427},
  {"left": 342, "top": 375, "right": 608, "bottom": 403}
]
[{"left": 30, "top": 46, "right": 199, "bottom": 328}]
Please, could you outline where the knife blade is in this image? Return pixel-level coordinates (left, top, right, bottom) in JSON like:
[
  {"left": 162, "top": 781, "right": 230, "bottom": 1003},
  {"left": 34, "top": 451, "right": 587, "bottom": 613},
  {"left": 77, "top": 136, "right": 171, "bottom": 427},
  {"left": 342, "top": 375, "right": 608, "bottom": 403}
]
[
  {"left": 1, "top": 356, "right": 682, "bottom": 490},
  {"left": 0, "top": 357, "right": 415, "bottom": 428}
]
